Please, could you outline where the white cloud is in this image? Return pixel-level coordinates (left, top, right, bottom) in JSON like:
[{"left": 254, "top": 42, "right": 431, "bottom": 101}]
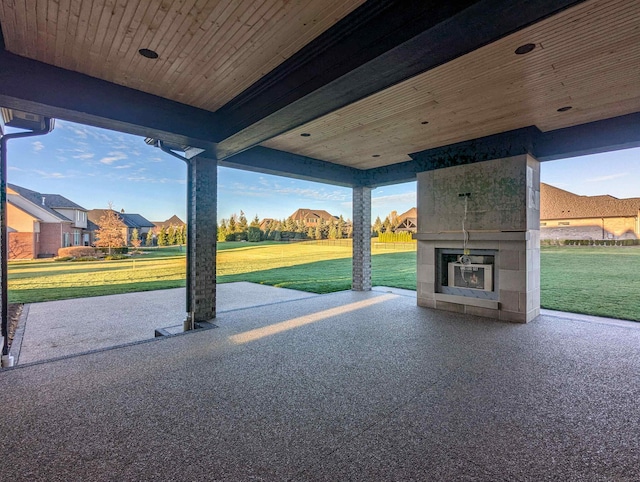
[
  {"left": 372, "top": 191, "right": 416, "bottom": 206},
  {"left": 114, "top": 164, "right": 133, "bottom": 169},
  {"left": 585, "top": 173, "right": 628, "bottom": 183},
  {"left": 32, "top": 141, "right": 44, "bottom": 152},
  {"left": 99, "top": 151, "right": 128, "bottom": 165},
  {"left": 34, "top": 170, "right": 70, "bottom": 179}
]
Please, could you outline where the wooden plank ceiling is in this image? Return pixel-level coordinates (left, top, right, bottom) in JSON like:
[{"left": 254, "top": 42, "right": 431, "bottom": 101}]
[
  {"left": 0, "top": 0, "right": 366, "bottom": 111},
  {"left": 0, "top": 0, "right": 638, "bottom": 171},
  {"left": 262, "top": 0, "right": 640, "bottom": 169}
]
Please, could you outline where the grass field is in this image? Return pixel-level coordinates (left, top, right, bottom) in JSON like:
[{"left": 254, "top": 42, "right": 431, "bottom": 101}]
[
  {"left": 7, "top": 242, "right": 640, "bottom": 321},
  {"left": 540, "top": 246, "right": 640, "bottom": 321}
]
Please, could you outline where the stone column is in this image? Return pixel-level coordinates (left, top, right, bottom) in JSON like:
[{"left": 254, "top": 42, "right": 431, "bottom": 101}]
[
  {"left": 352, "top": 186, "right": 372, "bottom": 291},
  {"left": 187, "top": 156, "right": 217, "bottom": 322}
]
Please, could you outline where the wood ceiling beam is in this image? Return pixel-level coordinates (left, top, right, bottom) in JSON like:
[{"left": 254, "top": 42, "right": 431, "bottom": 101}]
[{"left": 214, "top": 0, "right": 586, "bottom": 160}]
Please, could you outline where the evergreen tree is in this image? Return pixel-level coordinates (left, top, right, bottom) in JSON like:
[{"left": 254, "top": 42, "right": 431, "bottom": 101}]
[
  {"left": 238, "top": 211, "right": 248, "bottom": 233},
  {"left": 372, "top": 216, "right": 383, "bottom": 236},
  {"left": 130, "top": 228, "right": 141, "bottom": 249},
  {"left": 317, "top": 218, "right": 327, "bottom": 239},
  {"left": 328, "top": 223, "right": 338, "bottom": 239},
  {"left": 218, "top": 219, "right": 228, "bottom": 242},
  {"left": 179, "top": 225, "right": 187, "bottom": 245},
  {"left": 382, "top": 216, "right": 392, "bottom": 233},
  {"left": 167, "top": 225, "right": 178, "bottom": 245},
  {"left": 307, "top": 227, "right": 315, "bottom": 239},
  {"left": 228, "top": 214, "right": 237, "bottom": 234},
  {"left": 145, "top": 229, "right": 154, "bottom": 246},
  {"left": 336, "top": 215, "right": 345, "bottom": 239},
  {"left": 158, "top": 226, "right": 168, "bottom": 246},
  {"left": 250, "top": 215, "right": 260, "bottom": 228}
]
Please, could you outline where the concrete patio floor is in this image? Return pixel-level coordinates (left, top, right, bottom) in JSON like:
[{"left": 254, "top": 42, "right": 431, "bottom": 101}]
[
  {"left": 11, "top": 282, "right": 320, "bottom": 365},
  {"left": 1, "top": 285, "right": 639, "bottom": 480}
]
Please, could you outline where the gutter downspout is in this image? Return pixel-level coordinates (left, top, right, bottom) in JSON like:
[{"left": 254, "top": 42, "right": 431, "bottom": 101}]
[
  {"left": 155, "top": 141, "right": 195, "bottom": 331},
  {"left": 1, "top": 118, "right": 53, "bottom": 366}
]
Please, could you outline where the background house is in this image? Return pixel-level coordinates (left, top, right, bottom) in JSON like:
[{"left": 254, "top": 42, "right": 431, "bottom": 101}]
[
  {"left": 395, "top": 207, "right": 417, "bottom": 233},
  {"left": 540, "top": 183, "right": 640, "bottom": 240},
  {"left": 87, "top": 209, "right": 155, "bottom": 245},
  {"left": 7, "top": 184, "right": 89, "bottom": 259},
  {"left": 288, "top": 208, "right": 338, "bottom": 227},
  {"left": 152, "top": 215, "right": 185, "bottom": 232}
]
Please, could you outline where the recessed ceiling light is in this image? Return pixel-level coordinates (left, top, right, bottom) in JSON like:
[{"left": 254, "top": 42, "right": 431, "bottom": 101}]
[
  {"left": 138, "top": 48, "right": 159, "bottom": 59},
  {"left": 300, "top": 133, "right": 311, "bottom": 137},
  {"left": 515, "top": 43, "right": 536, "bottom": 55},
  {"left": 557, "top": 106, "right": 572, "bottom": 112},
  {"left": 372, "top": 154, "right": 380, "bottom": 158},
  {"left": 421, "top": 121, "right": 429, "bottom": 125}
]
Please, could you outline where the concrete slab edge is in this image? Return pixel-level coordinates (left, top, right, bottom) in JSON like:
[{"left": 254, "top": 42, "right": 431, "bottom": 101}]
[
  {"left": 540, "top": 308, "right": 640, "bottom": 329},
  {"left": 9, "top": 303, "right": 30, "bottom": 365}
]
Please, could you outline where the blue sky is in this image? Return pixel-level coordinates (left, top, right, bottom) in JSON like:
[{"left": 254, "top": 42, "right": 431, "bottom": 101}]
[{"left": 4, "top": 120, "right": 639, "bottom": 223}]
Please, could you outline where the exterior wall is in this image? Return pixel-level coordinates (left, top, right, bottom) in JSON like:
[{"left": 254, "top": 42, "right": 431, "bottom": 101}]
[
  {"left": 8, "top": 232, "right": 34, "bottom": 259},
  {"left": 416, "top": 154, "right": 540, "bottom": 323},
  {"left": 39, "top": 222, "right": 73, "bottom": 257},
  {"left": 541, "top": 216, "right": 638, "bottom": 240},
  {"left": 7, "top": 203, "right": 38, "bottom": 232},
  {"left": 55, "top": 208, "right": 88, "bottom": 229}
]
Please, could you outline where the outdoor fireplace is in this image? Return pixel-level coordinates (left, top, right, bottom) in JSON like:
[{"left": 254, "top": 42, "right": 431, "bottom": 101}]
[{"left": 415, "top": 155, "right": 541, "bottom": 323}]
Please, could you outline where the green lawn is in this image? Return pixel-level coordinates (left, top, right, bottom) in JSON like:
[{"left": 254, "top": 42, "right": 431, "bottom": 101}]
[
  {"left": 7, "top": 242, "right": 640, "bottom": 321},
  {"left": 540, "top": 246, "right": 640, "bottom": 321}
]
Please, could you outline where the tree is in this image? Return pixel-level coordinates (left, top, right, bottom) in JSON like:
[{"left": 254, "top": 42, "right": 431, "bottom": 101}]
[
  {"left": 94, "top": 203, "right": 126, "bottom": 255},
  {"left": 336, "top": 215, "right": 345, "bottom": 239},
  {"left": 167, "top": 225, "right": 178, "bottom": 245},
  {"left": 238, "top": 210, "right": 248, "bottom": 233},
  {"left": 247, "top": 226, "right": 262, "bottom": 242},
  {"left": 250, "top": 215, "right": 260, "bottom": 228},
  {"left": 130, "top": 228, "right": 141, "bottom": 249},
  {"left": 228, "top": 214, "right": 237, "bottom": 234},
  {"left": 218, "top": 219, "right": 228, "bottom": 242},
  {"left": 372, "top": 216, "right": 383, "bottom": 236},
  {"left": 145, "top": 229, "right": 154, "bottom": 246},
  {"left": 328, "top": 223, "right": 338, "bottom": 239},
  {"left": 157, "top": 226, "right": 168, "bottom": 246}
]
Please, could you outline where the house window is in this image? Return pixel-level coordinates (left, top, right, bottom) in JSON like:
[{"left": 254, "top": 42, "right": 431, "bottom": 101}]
[
  {"left": 74, "top": 230, "right": 81, "bottom": 246},
  {"left": 63, "top": 232, "right": 71, "bottom": 247},
  {"left": 558, "top": 222, "right": 570, "bottom": 226}
]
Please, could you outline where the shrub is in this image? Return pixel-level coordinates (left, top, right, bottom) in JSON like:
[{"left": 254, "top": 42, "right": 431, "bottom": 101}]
[
  {"left": 247, "top": 226, "right": 262, "bottom": 242},
  {"left": 71, "top": 257, "right": 100, "bottom": 262},
  {"left": 54, "top": 256, "right": 73, "bottom": 262},
  {"left": 57, "top": 246, "right": 98, "bottom": 258},
  {"left": 104, "top": 254, "right": 128, "bottom": 260},
  {"left": 96, "top": 246, "right": 129, "bottom": 255}
]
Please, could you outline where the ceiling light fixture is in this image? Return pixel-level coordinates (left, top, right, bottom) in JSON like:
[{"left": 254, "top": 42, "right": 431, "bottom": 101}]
[
  {"left": 300, "top": 133, "right": 311, "bottom": 137},
  {"left": 515, "top": 43, "right": 536, "bottom": 55},
  {"left": 557, "top": 106, "right": 572, "bottom": 112},
  {"left": 138, "top": 48, "right": 159, "bottom": 59}
]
